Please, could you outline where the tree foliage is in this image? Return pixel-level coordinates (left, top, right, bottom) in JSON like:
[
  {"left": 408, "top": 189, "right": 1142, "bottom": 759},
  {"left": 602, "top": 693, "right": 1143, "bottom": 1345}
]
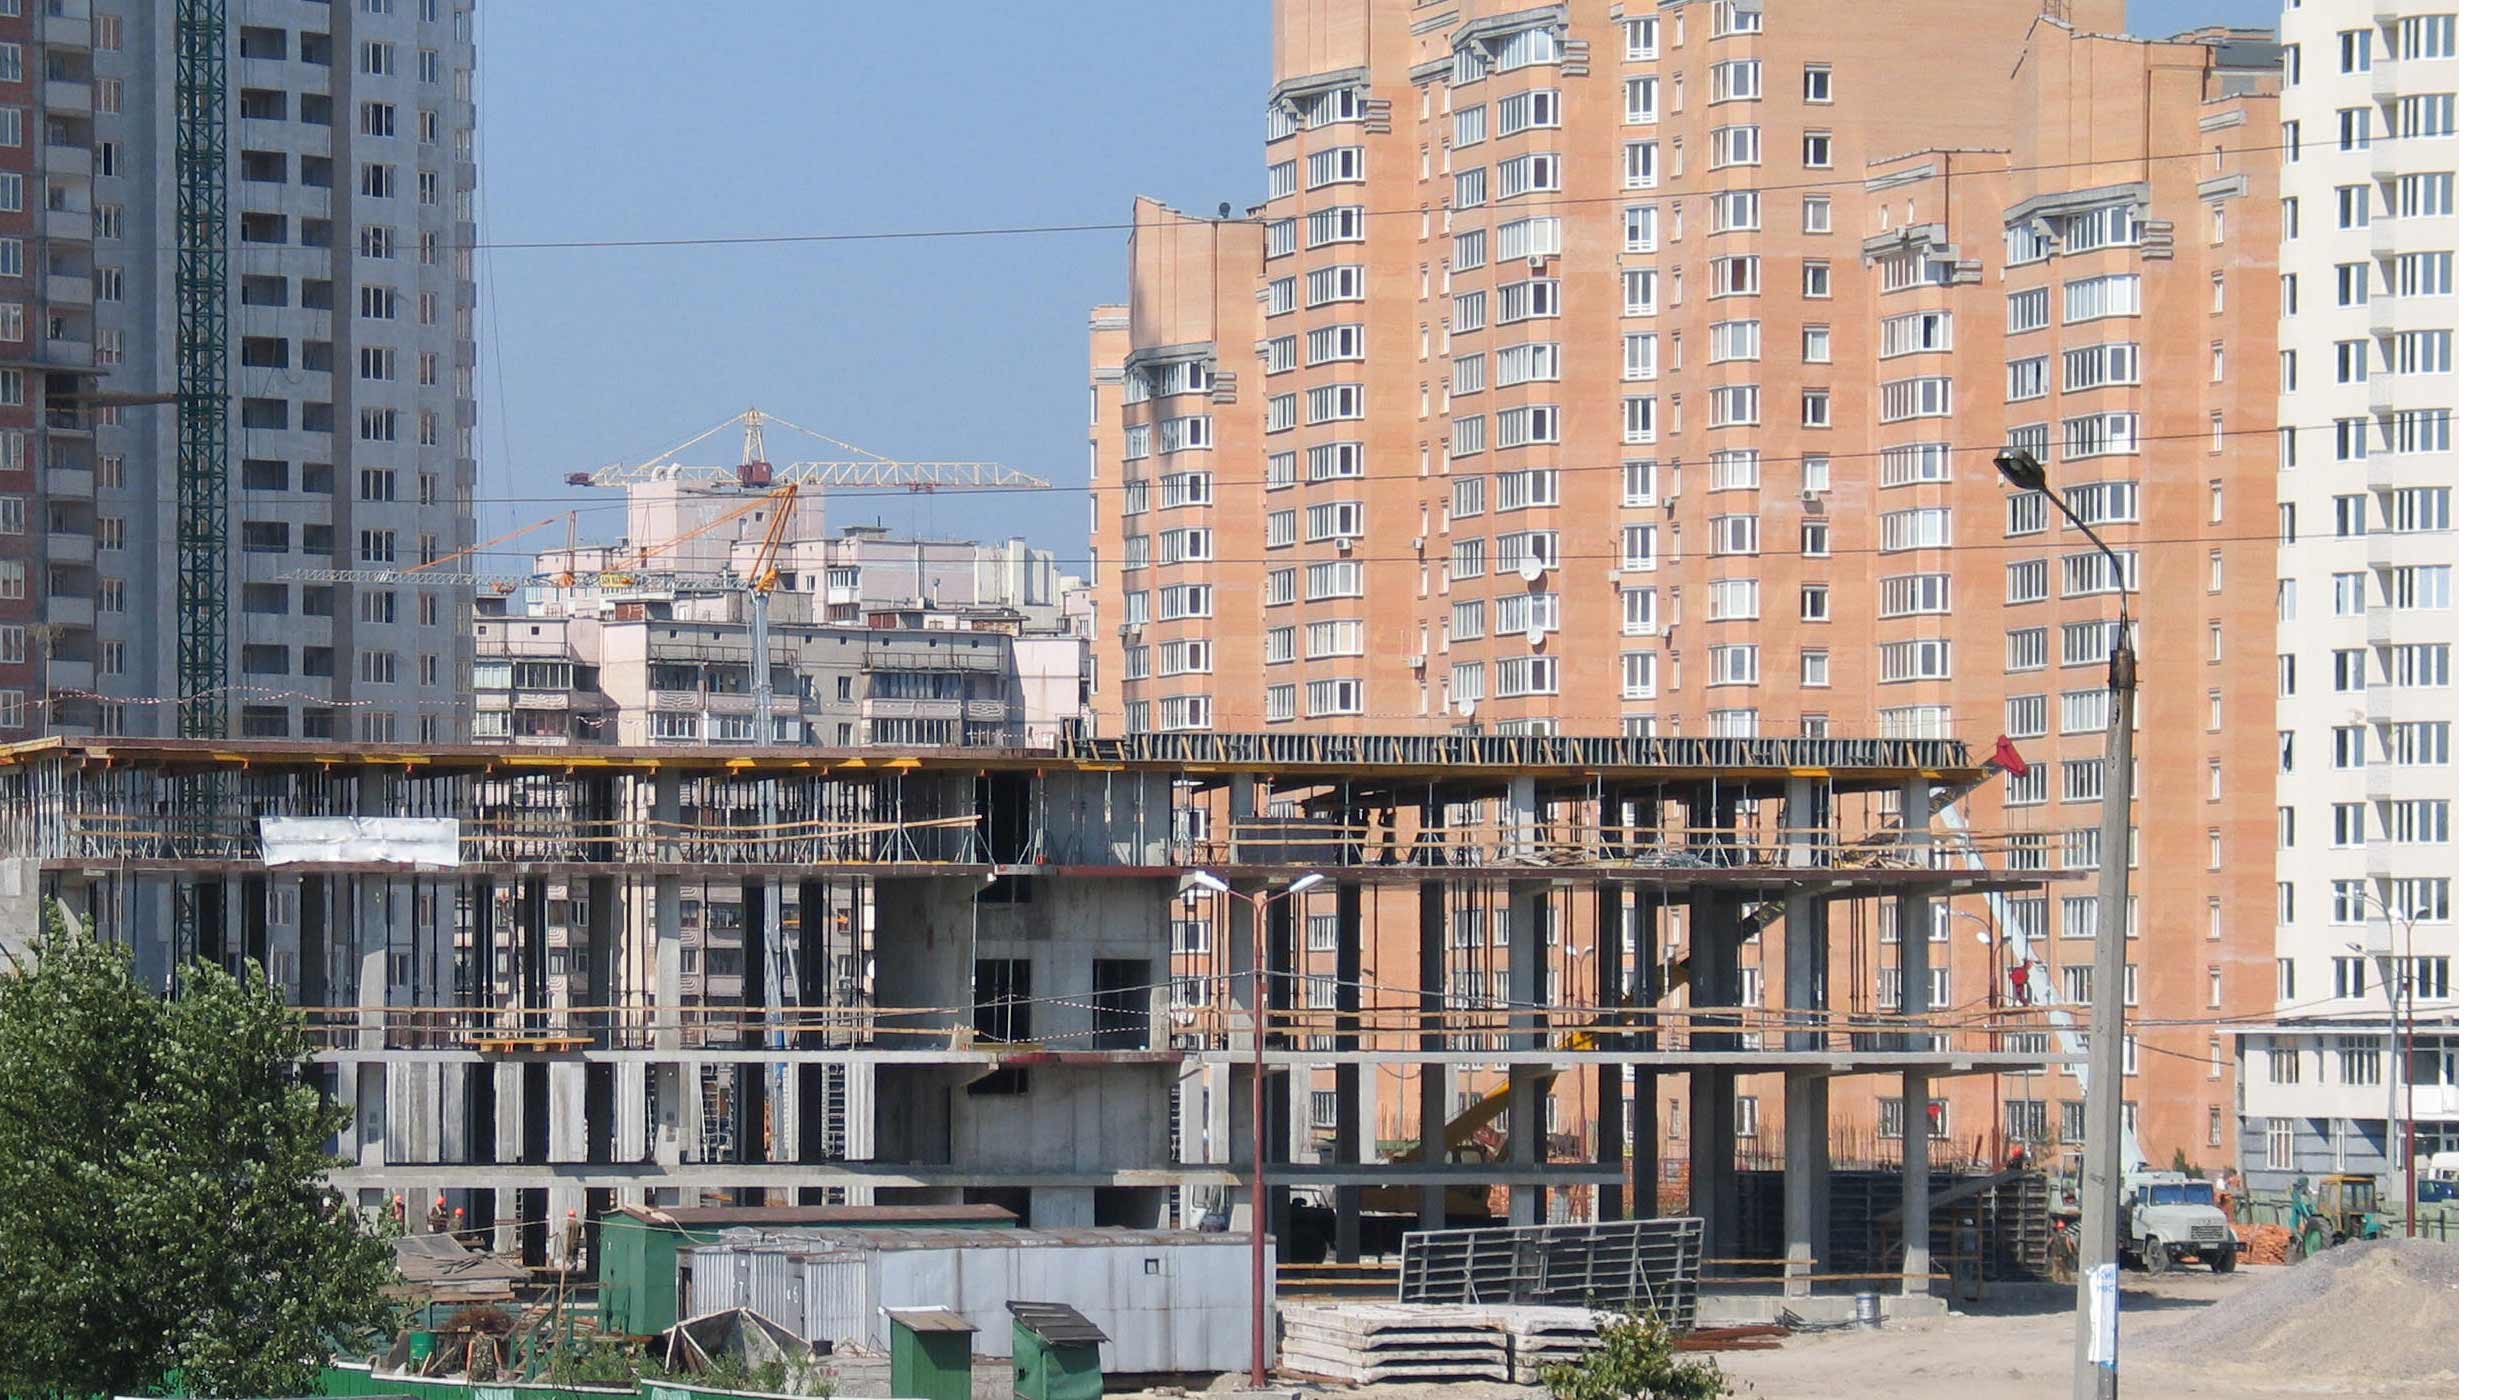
[
  {"left": 1538, "top": 1309, "right": 1732, "bottom": 1400},
  {"left": 0, "top": 907, "right": 393, "bottom": 1398}
]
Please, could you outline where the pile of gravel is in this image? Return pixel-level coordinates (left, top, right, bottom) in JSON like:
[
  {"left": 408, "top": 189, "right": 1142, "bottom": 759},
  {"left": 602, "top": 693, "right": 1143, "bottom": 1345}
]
[{"left": 2137, "top": 1238, "right": 2457, "bottom": 1380}]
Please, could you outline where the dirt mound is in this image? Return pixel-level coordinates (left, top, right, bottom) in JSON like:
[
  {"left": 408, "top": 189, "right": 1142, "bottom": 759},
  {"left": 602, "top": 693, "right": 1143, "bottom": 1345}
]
[
  {"left": 2232, "top": 1221, "right": 2293, "bottom": 1265},
  {"left": 2138, "top": 1238, "right": 2457, "bottom": 1381}
]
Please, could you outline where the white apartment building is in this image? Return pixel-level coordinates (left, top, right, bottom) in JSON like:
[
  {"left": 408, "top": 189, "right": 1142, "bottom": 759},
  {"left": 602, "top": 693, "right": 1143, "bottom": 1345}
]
[{"left": 2243, "top": 0, "right": 2458, "bottom": 1190}]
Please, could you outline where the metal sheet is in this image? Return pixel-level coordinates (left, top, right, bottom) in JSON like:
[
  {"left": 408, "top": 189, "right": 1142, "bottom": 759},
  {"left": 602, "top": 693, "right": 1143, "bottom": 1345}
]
[{"left": 260, "top": 815, "right": 460, "bottom": 868}]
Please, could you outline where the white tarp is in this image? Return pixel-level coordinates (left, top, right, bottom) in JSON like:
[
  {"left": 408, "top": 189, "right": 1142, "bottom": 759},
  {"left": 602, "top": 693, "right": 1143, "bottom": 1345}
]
[{"left": 259, "top": 816, "right": 461, "bottom": 868}]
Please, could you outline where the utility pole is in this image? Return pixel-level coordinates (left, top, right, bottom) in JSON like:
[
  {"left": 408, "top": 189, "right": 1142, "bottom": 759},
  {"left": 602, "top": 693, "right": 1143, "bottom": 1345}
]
[
  {"left": 1184, "top": 868, "right": 1321, "bottom": 1389},
  {"left": 1998, "top": 450, "right": 2132, "bottom": 1400}
]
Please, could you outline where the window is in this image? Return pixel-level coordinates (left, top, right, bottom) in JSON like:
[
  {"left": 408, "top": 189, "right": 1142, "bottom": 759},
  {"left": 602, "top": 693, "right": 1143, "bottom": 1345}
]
[
  {"left": 2063, "top": 274, "right": 2141, "bottom": 323},
  {"left": 2006, "top": 287, "right": 2049, "bottom": 334},
  {"left": 1801, "top": 131, "right": 1831, "bottom": 167}
]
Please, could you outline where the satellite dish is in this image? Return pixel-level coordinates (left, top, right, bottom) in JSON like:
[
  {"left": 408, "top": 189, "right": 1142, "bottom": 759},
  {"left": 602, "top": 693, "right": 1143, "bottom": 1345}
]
[
  {"left": 1457, "top": 699, "right": 1478, "bottom": 718},
  {"left": 1528, "top": 626, "right": 1547, "bottom": 650},
  {"left": 1519, "top": 557, "right": 1545, "bottom": 583}
]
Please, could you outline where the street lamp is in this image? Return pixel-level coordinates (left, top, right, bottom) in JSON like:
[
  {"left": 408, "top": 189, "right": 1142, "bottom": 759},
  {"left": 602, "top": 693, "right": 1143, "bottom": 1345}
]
[
  {"left": 1181, "top": 867, "right": 1323, "bottom": 1388},
  {"left": 2349, "top": 889, "right": 2429, "bottom": 1235},
  {"left": 1998, "top": 447, "right": 2134, "bottom": 1400}
]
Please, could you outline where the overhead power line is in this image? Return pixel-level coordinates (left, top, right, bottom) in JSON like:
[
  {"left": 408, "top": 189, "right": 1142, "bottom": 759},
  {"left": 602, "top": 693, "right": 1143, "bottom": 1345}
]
[{"left": 455, "top": 130, "right": 2434, "bottom": 253}]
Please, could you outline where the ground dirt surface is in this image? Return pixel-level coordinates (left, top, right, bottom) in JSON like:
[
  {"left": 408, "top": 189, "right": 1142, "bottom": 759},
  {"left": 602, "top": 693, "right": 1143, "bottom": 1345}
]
[{"left": 1199, "top": 1254, "right": 2459, "bottom": 1400}]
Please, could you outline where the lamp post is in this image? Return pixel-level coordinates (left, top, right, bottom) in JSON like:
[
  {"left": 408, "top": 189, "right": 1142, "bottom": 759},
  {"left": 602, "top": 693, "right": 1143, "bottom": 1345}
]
[
  {"left": 2352, "top": 890, "right": 2427, "bottom": 1235},
  {"left": 1183, "top": 867, "right": 1323, "bottom": 1389},
  {"left": 1998, "top": 448, "right": 2133, "bottom": 1400}
]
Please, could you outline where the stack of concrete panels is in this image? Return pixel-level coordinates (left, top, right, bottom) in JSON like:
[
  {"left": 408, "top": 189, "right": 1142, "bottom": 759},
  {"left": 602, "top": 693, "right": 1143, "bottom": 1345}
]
[
  {"left": 1277, "top": 1303, "right": 1511, "bottom": 1384},
  {"left": 1502, "top": 1306, "right": 1609, "bottom": 1372}
]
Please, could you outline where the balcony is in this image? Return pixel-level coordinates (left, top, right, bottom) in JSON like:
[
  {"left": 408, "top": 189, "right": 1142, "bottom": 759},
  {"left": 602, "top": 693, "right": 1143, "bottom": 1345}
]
[
  {"left": 41, "top": 337, "right": 95, "bottom": 369},
  {"left": 45, "top": 530, "right": 94, "bottom": 565},
  {"left": 43, "top": 0, "right": 94, "bottom": 47},
  {"left": 513, "top": 689, "right": 573, "bottom": 711},
  {"left": 44, "top": 272, "right": 92, "bottom": 306},
  {"left": 861, "top": 696, "right": 969, "bottom": 722},
  {"left": 43, "top": 209, "right": 91, "bottom": 242},
  {"left": 44, "top": 589, "right": 95, "bottom": 627},
  {"left": 48, "top": 658, "right": 94, "bottom": 691},
  {"left": 42, "top": 82, "right": 93, "bottom": 116},
  {"left": 44, "top": 144, "right": 90, "bottom": 180},
  {"left": 45, "top": 465, "right": 93, "bottom": 500}
]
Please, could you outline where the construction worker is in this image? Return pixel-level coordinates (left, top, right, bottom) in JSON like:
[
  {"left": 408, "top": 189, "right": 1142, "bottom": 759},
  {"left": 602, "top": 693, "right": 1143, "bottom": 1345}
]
[
  {"left": 561, "top": 1209, "right": 584, "bottom": 1271},
  {"left": 428, "top": 1195, "right": 450, "bottom": 1234},
  {"left": 2006, "top": 960, "right": 2032, "bottom": 1007},
  {"left": 452, "top": 1205, "right": 467, "bottom": 1241},
  {"left": 389, "top": 1194, "right": 407, "bottom": 1228}
]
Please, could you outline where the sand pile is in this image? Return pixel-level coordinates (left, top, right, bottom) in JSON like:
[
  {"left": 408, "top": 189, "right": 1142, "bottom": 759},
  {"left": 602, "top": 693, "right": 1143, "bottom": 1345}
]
[{"left": 2139, "top": 1238, "right": 2457, "bottom": 1381}]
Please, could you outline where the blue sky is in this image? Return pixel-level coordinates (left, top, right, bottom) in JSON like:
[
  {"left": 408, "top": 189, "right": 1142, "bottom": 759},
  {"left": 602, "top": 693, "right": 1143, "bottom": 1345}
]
[{"left": 470, "top": 0, "right": 2285, "bottom": 568}]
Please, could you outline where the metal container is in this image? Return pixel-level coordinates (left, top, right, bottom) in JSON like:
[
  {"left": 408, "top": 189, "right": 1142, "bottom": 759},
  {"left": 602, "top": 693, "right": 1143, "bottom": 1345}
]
[
  {"left": 685, "top": 1228, "right": 1263, "bottom": 1375},
  {"left": 1853, "top": 1290, "right": 1883, "bottom": 1329}
]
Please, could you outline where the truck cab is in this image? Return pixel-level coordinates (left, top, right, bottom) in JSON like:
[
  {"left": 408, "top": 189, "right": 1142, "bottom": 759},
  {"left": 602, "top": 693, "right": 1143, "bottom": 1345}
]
[{"left": 2121, "top": 1171, "right": 2238, "bottom": 1273}]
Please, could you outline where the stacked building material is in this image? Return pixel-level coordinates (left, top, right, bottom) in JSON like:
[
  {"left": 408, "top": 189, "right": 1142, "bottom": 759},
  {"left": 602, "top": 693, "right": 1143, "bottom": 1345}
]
[
  {"left": 1502, "top": 1306, "right": 1608, "bottom": 1372},
  {"left": 2233, "top": 1222, "right": 2294, "bottom": 1265},
  {"left": 1276, "top": 1303, "right": 1511, "bottom": 1384}
]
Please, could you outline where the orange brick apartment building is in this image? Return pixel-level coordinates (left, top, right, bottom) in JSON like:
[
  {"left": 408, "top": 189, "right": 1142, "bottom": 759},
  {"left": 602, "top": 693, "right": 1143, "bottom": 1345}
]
[{"left": 1089, "top": 0, "right": 2282, "bottom": 1193}]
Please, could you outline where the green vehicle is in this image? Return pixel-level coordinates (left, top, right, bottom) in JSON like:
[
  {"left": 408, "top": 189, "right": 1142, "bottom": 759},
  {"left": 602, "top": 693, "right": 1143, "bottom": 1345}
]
[{"left": 2290, "top": 1174, "right": 2390, "bottom": 1260}]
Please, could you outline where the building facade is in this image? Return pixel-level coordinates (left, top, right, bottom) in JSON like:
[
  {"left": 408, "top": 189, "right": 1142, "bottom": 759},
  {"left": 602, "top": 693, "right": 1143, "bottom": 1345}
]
[
  {"left": 1091, "top": 0, "right": 2285, "bottom": 1181},
  {"left": 2240, "top": 0, "right": 2457, "bottom": 1190},
  {"left": 0, "top": 0, "right": 480, "bottom": 745}
]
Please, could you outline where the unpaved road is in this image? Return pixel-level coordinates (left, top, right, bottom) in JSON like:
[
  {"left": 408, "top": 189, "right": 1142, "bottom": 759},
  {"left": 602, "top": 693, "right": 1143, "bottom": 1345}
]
[{"left": 1707, "top": 1269, "right": 2457, "bottom": 1400}]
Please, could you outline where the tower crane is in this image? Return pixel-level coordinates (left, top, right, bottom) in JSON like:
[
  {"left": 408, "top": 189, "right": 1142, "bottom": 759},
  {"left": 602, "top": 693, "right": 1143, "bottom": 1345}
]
[{"left": 564, "top": 407, "right": 1050, "bottom": 492}]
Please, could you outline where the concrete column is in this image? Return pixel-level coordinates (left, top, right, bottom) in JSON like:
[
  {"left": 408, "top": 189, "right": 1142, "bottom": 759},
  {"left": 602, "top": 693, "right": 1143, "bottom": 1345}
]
[
  {"left": 493, "top": 1061, "right": 525, "bottom": 1165},
  {"left": 651, "top": 772, "right": 685, "bottom": 1053},
  {"left": 1781, "top": 1073, "right": 1830, "bottom": 1297},
  {"left": 1596, "top": 883, "right": 1625, "bottom": 1221},
  {"left": 550, "top": 1062, "right": 589, "bottom": 1162},
  {"left": 1333, "top": 882, "right": 1365, "bottom": 1262},
  {"left": 1685, "top": 891, "right": 1742, "bottom": 1253},
  {"left": 298, "top": 874, "right": 330, "bottom": 1010},
  {"left": 1899, "top": 777, "right": 1936, "bottom": 1292},
  {"left": 355, "top": 876, "right": 389, "bottom": 1051},
  {"left": 1507, "top": 882, "right": 1550, "bottom": 1226},
  {"left": 1417, "top": 880, "right": 1449, "bottom": 1231},
  {"left": 616, "top": 1058, "right": 648, "bottom": 1162},
  {"left": 587, "top": 875, "right": 621, "bottom": 1048},
  {"left": 1632, "top": 886, "right": 1663, "bottom": 1218},
  {"left": 1502, "top": 776, "right": 1539, "bottom": 861}
]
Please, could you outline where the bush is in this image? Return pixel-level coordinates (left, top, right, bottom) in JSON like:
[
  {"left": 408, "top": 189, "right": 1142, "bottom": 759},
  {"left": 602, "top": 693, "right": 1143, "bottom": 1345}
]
[{"left": 1539, "top": 1310, "right": 1730, "bottom": 1400}]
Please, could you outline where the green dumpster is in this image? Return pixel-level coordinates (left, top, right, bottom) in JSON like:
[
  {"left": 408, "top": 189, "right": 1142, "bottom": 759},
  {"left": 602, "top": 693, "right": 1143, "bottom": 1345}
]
[
  {"left": 1007, "top": 1301, "right": 1105, "bottom": 1400},
  {"left": 887, "top": 1306, "right": 977, "bottom": 1400}
]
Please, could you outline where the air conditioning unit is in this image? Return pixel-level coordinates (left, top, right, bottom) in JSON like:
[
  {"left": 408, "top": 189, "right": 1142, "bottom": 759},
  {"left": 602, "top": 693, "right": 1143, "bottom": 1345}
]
[
  {"left": 1406, "top": 654, "right": 1427, "bottom": 670},
  {"left": 1335, "top": 537, "right": 1355, "bottom": 553},
  {"left": 1411, "top": 536, "right": 1427, "bottom": 551},
  {"left": 1607, "top": 568, "right": 1623, "bottom": 583},
  {"left": 1118, "top": 622, "right": 1142, "bottom": 638}
]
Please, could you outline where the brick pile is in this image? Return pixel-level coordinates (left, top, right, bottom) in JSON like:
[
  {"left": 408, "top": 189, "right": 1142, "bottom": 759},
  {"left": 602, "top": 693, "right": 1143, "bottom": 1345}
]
[{"left": 2233, "top": 1222, "right": 2293, "bottom": 1265}]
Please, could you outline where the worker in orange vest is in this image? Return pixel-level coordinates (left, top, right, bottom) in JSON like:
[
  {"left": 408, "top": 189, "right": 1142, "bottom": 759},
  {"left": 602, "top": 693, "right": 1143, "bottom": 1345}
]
[{"left": 389, "top": 1194, "right": 407, "bottom": 1228}]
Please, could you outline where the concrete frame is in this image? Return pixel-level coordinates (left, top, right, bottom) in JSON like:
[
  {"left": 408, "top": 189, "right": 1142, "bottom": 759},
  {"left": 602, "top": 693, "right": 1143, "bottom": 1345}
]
[{"left": 0, "top": 731, "right": 2068, "bottom": 1291}]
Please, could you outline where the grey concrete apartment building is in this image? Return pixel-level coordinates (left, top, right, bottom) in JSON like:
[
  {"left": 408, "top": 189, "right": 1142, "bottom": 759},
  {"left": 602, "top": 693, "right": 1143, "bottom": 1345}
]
[{"left": 2, "top": 0, "right": 479, "bottom": 744}]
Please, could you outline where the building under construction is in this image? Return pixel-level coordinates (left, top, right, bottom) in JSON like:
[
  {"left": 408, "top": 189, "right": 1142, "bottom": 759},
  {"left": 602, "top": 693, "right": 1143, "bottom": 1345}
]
[{"left": 0, "top": 730, "right": 2070, "bottom": 1294}]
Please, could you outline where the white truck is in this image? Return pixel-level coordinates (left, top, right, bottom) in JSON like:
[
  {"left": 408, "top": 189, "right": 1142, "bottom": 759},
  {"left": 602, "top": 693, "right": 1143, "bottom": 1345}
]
[{"left": 2120, "top": 1171, "right": 2237, "bottom": 1273}]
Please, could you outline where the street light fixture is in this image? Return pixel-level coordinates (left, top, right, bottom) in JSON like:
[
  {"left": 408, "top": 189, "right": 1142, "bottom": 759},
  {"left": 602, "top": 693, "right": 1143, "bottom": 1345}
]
[
  {"left": 1178, "top": 867, "right": 1322, "bottom": 1387},
  {"left": 1998, "top": 447, "right": 2135, "bottom": 1400},
  {"left": 2350, "top": 889, "right": 2430, "bottom": 1235}
]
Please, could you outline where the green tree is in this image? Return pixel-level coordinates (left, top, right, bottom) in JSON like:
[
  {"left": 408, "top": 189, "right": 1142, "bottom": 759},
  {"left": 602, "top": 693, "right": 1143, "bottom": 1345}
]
[
  {"left": 1538, "top": 1309, "right": 1731, "bottom": 1400},
  {"left": 0, "top": 908, "right": 394, "bottom": 1398}
]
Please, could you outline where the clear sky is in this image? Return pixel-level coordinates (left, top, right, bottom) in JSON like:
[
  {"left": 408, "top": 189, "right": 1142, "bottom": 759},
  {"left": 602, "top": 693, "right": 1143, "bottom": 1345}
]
[{"left": 470, "top": 0, "right": 2286, "bottom": 569}]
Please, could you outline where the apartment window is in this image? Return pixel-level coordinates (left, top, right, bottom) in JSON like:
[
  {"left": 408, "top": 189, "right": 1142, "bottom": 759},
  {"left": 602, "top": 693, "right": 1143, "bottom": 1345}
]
[
  {"left": 1801, "top": 131, "right": 1832, "bottom": 168},
  {"left": 1801, "top": 261, "right": 1830, "bottom": 298}
]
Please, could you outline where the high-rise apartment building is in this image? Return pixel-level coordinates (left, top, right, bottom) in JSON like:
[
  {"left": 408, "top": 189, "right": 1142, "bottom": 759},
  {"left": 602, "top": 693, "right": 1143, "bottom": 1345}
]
[
  {"left": 2241, "top": 0, "right": 2457, "bottom": 1189},
  {"left": 1090, "top": 1, "right": 2284, "bottom": 1180},
  {"left": 0, "top": 0, "right": 479, "bottom": 745}
]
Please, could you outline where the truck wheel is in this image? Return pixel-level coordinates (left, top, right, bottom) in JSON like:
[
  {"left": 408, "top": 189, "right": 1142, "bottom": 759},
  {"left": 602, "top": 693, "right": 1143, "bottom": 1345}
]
[
  {"left": 2143, "top": 1238, "right": 2172, "bottom": 1274},
  {"left": 2211, "top": 1248, "right": 2237, "bottom": 1274}
]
